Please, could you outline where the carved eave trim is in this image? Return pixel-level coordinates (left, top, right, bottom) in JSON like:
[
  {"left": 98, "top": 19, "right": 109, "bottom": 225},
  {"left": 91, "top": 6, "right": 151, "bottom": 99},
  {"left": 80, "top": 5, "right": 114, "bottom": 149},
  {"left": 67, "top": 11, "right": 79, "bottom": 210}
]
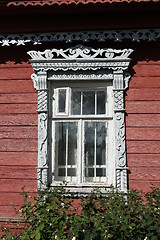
[{"left": 1, "top": 28, "right": 160, "bottom": 46}]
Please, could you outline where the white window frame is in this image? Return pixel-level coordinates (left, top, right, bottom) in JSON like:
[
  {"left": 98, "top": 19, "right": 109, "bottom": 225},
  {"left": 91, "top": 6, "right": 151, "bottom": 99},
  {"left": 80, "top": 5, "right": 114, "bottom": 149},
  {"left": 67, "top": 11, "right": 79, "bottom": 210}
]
[
  {"left": 51, "top": 83, "right": 114, "bottom": 191},
  {"left": 28, "top": 45, "right": 133, "bottom": 193}
]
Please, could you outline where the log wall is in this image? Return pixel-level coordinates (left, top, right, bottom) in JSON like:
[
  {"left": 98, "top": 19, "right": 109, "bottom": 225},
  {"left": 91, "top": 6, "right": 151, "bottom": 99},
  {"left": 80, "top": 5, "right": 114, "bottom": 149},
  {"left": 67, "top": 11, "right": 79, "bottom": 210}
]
[
  {"left": 126, "top": 52, "right": 160, "bottom": 192},
  {"left": 0, "top": 60, "right": 38, "bottom": 220}
]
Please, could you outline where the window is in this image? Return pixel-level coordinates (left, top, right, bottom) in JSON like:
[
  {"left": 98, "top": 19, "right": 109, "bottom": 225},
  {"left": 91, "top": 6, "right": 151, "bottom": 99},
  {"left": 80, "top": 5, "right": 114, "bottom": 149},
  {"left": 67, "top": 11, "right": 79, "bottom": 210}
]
[
  {"left": 28, "top": 45, "right": 133, "bottom": 192},
  {"left": 52, "top": 82, "right": 114, "bottom": 187}
]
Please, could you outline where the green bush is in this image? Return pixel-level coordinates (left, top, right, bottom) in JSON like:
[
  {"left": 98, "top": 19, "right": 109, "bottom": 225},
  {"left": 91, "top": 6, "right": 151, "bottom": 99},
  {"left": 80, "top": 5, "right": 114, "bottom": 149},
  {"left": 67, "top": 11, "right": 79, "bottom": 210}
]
[{"left": 1, "top": 186, "right": 160, "bottom": 240}]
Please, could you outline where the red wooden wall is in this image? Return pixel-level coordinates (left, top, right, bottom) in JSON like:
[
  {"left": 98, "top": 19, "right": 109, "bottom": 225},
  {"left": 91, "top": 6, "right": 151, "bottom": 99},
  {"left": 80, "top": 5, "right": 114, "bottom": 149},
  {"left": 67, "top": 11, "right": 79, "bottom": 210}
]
[
  {"left": 126, "top": 46, "right": 160, "bottom": 192},
  {"left": 0, "top": 43, "right": 160, "bottom": 220},
  {"left": 0, "top": 59, "right": 38, "bottom": 220}
]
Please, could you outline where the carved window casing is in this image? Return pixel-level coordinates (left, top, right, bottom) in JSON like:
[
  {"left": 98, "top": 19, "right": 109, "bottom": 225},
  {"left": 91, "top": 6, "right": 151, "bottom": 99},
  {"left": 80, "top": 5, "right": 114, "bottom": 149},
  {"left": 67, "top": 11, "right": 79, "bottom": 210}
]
[{"left": 28, "top": 45, "right": 133, "bottom": 193}]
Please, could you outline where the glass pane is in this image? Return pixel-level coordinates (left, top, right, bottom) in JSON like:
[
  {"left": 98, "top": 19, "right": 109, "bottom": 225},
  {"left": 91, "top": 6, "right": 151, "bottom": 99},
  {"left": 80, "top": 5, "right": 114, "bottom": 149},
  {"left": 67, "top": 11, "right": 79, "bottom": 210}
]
[
  {"left": 83, "top": 91, "right": 95, "bottom": 115},
  {"left": 97, "top": 91, "right": 106, "bottom": 114},
  {"left": 96, "top": 168, "right": 106, "bottom": 177},
  {"left": 58, "top": 168, "right": 65, "bottom": 176},
  {"left": 84, "top": 122, "right": 95, "bottom": 166},
  {"left": 67, "top": 168, "right": 76, "bottom": 176},
  {"left": 68, "top": 122, "right": 77, "bottom": 165},
  {"left": 85, "top": 168, "right": 94, "bottom": 177},
  {"left": 56, "top": 122, "right": 66, "bottom": 166},
  {"left": 72, "top": 91, "right": 81, "bottom": 115},
  {"left": 96, "top": 122, "right": 106, "bottom": 165},
  {"left": 58, "top": 89, "right": 66, "bottom": 112}
]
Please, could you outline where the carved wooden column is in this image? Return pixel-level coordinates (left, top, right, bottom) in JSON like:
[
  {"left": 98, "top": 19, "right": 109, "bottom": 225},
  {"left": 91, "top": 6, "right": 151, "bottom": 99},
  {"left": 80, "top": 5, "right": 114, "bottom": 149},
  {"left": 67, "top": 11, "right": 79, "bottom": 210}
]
[
  {"left": 32, "top": 71, "right": 48, "bottom": 188},
  {"left": 113, "top": 70, "right": 130, "bottom": 191}
]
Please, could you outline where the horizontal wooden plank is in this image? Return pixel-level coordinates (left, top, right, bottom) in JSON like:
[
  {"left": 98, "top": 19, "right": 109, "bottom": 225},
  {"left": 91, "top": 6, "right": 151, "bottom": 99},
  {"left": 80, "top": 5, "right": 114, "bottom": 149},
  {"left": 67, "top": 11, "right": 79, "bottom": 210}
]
[
  {"left": 0, "top": 166, "right": 37, "bottom": 180},
  {"left": 0, "top": 152, "right": 37, "bottom": 166},
  {"left": 126, "top": 101, "right": 160, "bottom": 114},
  {"left": 0, "top": 126, "right": 37, "bottom": 139},
  {"left": 0, "top": 61, "right": 31, "bottom": 68},
  {"left": 129, "top": 77, "right": 160, "bottom": 88},
  {"left": 0, "top": 192, "right": 37, "bottom": 208},
  {"left": 0, "top": 139, "right": 37, "bottom": 152},
  {"left": 0, "top": 179, "right": 37, "bottom": 192},
  {"left": 126, "top": 89, "right": 160, "bottom": 101},
  {"left": 127, "top": 153, "right": 160, "bottom": 167},
  {"left": 0, "top": 67, "right": 32, "bottom": 80},
  {"left": 0, "top": 114, "right": 37, "bottom": 126},
  {"left": 0, "top": 103, "right": 37, "bottom": 114},
  {"left": 129, "top": 180, "right": 160, "bottom": 192},
  {"left": 127, "top": 140, "right": 160, "bottom": 154},
  {"left": 126, "top": 114, "right": 160, "bottom": 127},
  {"left": 0, "top": 80, "right": 35, "bottom": 93},
  {"left": 136, "top": 61, "right": 160, "bottom": 65},
  {"left": 133, "top": 64, "right": 160, "bottom": 77},
  {"left": 0, "top": 206, "right": 18, "bottom": 218},
  {"left": 0, "top": 93, "right": 37, "bottom": 104},
  {"left": 126, "top": 128, "right": 160, "bottom": 141},
  {"left": 129, "top": 167, "right": 160, "bottom": 181}
]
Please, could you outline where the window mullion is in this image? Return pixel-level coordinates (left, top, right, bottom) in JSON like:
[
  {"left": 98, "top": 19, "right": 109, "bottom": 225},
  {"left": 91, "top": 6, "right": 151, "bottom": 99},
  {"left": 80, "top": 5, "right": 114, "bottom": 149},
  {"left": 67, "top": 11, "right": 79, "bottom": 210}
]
[
  {"left": 81, "top": 91, "right": 83, "bottom": 115},
  {"left": 94, "top": 123, "right": 96, "bottom": 181},
  {"left": 66, "top": 124, "right": 68, "bottom": 178},
  {"left": 95, "top": 91, "right": 97, "bottom": 115}
]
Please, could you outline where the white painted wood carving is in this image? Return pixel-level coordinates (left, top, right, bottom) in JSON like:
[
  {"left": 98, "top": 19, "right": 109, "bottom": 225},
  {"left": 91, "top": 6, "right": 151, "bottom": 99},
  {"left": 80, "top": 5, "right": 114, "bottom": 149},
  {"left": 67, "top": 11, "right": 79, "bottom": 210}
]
[{"left": 28, "top": 45, "right": 133, "bottom": 191}]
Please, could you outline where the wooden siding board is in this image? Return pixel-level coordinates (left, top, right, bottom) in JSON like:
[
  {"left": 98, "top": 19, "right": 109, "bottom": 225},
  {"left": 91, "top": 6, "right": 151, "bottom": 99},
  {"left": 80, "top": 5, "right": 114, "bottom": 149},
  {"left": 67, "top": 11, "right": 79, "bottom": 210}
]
[
  {"left": 127, "top": 153, "right": 160, "bottom": 167},
  {"left": 0, "top": 114, "right": 37, "bottom": 126},
  {"left": 0, "top": 192, "right": 37, "bottom": 206},
  {"left": 0, "top": 166, "right": 36, "bottom": 180},
  {"left": 0, "top": 67, "right": 32, "bottom": 80},
  {"left": 0, "top": 206, "right": 18, "bottom": 218},
  {"left": 0, "top": 179, "right": 37, "bottom": 192},
  {"left": 0, "top": 139, "right": 37, "bottom": 152},
  {"left": 0, "top": 103, "right": 37, "bottom": 114},
  {"left": 129, "top": 180, "right": 160, "bottom": 192},
  {"left": 0, "top": 152, "right": 37, "bottom": 166},
  {"left": 0, "top": 80, "right": 35, "bottom": 93},
  {"left": 126, "top": 114, "right": 160, "bottom": 127},
  {"left": 0, "top": 93, "right": 37, "bottom": 103},
  {"left": 126, "top": 101, "right": 160, "bottom": 114},
  {"left": 129, "top": 77, "right": 160, "bottom": 88},
  {"left": 133, "top": 65, "right": 160, "bottom": 77},
  {"left": 129, "top": 179, "right": 160, "bottom": 192},
  {"left": 126, "top": 89, "right": 160, "bottom": 101},
  {"left": 127, "top": 140, "right": 160, "bottom": 154},
  {"left": 0, "top": 126, "right": 37, "bottom": 139},
  {"left": 129, "top": 168, "right": 160, "bottom": 181},
  {"left": 126, "top": 128, "right": 160, "bottom": 141}
]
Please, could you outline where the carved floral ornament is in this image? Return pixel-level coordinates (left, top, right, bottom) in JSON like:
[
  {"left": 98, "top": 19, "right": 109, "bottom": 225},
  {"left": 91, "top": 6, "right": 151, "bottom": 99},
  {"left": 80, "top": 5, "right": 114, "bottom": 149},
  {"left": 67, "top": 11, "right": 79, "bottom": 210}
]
[{"left": 28, "top": 45, "right": 133, "bottom": 192}]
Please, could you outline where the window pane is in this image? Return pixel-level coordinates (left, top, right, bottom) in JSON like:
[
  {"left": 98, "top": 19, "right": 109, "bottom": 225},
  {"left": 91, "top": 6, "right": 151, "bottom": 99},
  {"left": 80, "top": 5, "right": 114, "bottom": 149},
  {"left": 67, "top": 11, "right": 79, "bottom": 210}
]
[
  {"left": 68, "top": 122, "right": 77, "bottom": 165},
  {"left": 58, "top": 89, "right": 66, "bottom": 112},
  {"left": 55, "top": 122, "right": 78, "bottom": 179},
  {"left": 85, "top": 168, "right": 94, "bottom": 177},
  {"left": 97, "top": 91, "right": 106, "bottom": 114},
  {"left": 96, "top": 122, "right": 106, "bottom": 165},
  {"left": 96, "top": 168, "right": 106, "bottom": 177},
  {"left": 67, "top": 168, "right": 76, "bottom": 176},
  {"left": 58, "top": 168, "right": 65, "bottom": 176},
  {"left": 72, "top": 91, "right": 81, "bottom": 115},
  {"left": 83, "top": 91, "right": 95, "bottom": 115},
  {"left": 56, "top": 122, "right": 66, "bottom": 166},
  {"left": 84, "top": 122, "right": 95, "bottom": 166}
]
